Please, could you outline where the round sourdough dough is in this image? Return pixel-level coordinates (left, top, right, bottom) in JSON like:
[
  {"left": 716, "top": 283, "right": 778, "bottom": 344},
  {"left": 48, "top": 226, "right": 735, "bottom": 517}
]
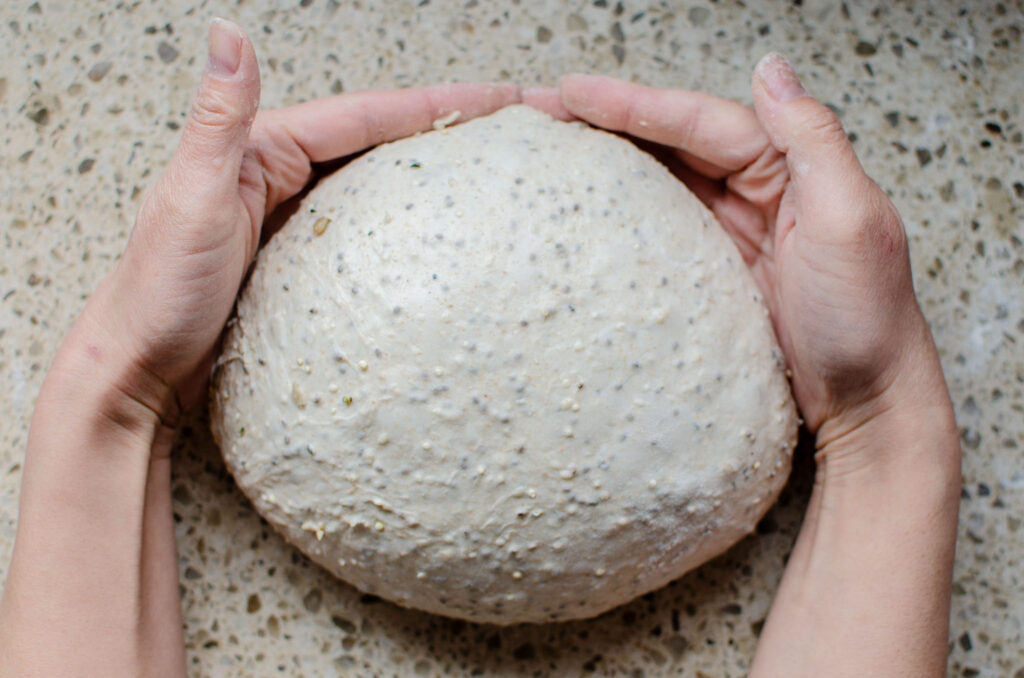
[{"left": 211, "top": 105, "right": 797, "bottom": 624}]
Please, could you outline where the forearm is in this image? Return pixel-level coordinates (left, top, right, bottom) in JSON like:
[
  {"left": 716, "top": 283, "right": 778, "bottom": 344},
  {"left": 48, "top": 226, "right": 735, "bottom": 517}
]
[
  {"left": 752, "top": 380, "right": 960, "bottom": 677},
  {"left": 0, "top": 285, "right": 185, "bottom": 678}
]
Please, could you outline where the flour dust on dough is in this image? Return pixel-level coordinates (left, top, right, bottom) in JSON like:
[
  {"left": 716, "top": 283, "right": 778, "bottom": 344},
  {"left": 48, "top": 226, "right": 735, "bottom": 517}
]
[{"left": 211, "top": 105, "right": 798, "bottom": 625}]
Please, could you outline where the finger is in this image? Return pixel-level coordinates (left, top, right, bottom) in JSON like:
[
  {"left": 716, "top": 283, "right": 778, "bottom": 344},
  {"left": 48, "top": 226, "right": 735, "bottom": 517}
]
[
  {"left": 258, "top": 82, "right": 521, "bottom": 165},
  {"left": 522, "top": 86, "right": 576, "bottom": 121},
  {"left": 251, "top": 82, "right": 521, "bottom": 213},
  {"left": 667, "top": 161, "right": 771, "bottom": 266},
  {"left": 750, "top": 53, "right": 877, "bottom": 228},
  {"left": 167, "top": 19, "right": 260, "bottom": 198},
  {"left": 559, "top": 74, "right": 769, "bottom": 177}
]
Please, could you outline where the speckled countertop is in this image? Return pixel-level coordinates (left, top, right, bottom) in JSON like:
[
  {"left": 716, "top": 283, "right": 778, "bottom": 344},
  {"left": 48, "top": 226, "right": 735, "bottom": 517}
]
[{"left": 1, "top": 1, "right": 1021, "bottom": 676}]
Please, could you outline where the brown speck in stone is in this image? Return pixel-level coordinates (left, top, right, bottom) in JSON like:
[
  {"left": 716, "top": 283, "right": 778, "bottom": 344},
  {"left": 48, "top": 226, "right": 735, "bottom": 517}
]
[
  {"left": 172, "top": 484, "right": 193, "bottom": 505},
  {"left": 854, "top": 41, "right": 877, "bottom": 56},
  {"left": 331, "top": 615, "right": 357, "bottom": 633},
  {"left": 665, "top": 634, "right": 690, "bottom": 660},
  {"left": 27, "top": 2, "right": 41, "bottom": 14},
  {"left": 758, "top": 24, "right": 771, "bottom": 36},
  {"left": 331, "top": 78, "right": 344, "bottom": 94},
  {"left": 536, "top": 25, "right": 553, "bottom": 43},
  {"left": 687, "top": 6, "right": 710, "bottom": 25},
  {"left": 87, "top": 61, "right": 112, "bottom": 82},
  {"left": 612, "top": 43, "right": 625, "bottom": 65},
  {"left": 313, "top": 216, "right": 331, "bottom": 236},
  {"left": 958, "top": 632, "right": 973, "bottom": 652},
  {"left": 513, "top": 643, "right": 537, "bottom": 660},
  {"left": 157, "top": 42, "right": 179, "bottom": 63},
  {"left": 27, "top": 273, "right": 41, "bottom": 287},
  {"left": 184, "top": 566, "right": 203, "bottom": 580},
  {"left": 939, "top": 180, "right": 955, "bottom": 203},
  {"left": 610, "top": 21, "right": 625, "bottom": 43},
  {"left": 1012, "top": 182, "right": 1024, "bottom": 199},
  {"left": 246, "top": 593, "right": 261, "bottom": 613},
  {"left": 28, "top": 107, "right": 49, "bottom": 126},
  {"left": 984, "top": 121, "right": 1003, "bottom": 135},
  {"left": 884, "top": 111, "right": 899, "bottom": 127},
  {"left": 302, "top": 588, "right": 323, "bottom": 613},
  {"left": 915, "top": 148, "right": 932, "bottom": 167},
  {"left": 567, "top": 13, "right": 587, "bottom": 31},
  {"left": 77, "top": 158, "right": 95, "bottom": 174},
  {"left": 960, "top": 427, "right": 981, "bottom": 449}
]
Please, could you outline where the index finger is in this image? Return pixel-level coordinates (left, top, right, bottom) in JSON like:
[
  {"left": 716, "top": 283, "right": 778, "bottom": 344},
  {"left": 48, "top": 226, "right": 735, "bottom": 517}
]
[
  {"left": 251, "top": 83, "right": 522, "bottom": 212},
  {"left": 258, "top": 82, "right": 521, "bottom": 163},
  {"left": 559, "top": 74, "right": 769, "bottom": 178}
]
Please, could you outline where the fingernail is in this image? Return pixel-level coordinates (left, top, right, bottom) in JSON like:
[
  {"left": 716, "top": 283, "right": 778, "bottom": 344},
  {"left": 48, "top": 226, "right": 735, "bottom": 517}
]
[
  {"left": 207, "top": 18, "right": 242, "bottom": 76},
  {"left": 757, "top": 52, "right": 807, "bottom": 102}
]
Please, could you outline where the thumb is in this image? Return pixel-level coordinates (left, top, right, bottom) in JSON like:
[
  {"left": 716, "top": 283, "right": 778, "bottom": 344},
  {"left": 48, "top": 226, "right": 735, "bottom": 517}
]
[
  {"left": 751, "top": 53, "right": 873, "bottom": 218},
  {"left": 169, "top": 18, "right": 260, "bottom": 192}
]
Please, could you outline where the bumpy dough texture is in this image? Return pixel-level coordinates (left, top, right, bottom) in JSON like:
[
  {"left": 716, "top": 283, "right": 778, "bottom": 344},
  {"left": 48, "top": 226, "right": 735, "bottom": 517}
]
[{"left": 211, "top": 105, "right": 798, "bottom": 624}]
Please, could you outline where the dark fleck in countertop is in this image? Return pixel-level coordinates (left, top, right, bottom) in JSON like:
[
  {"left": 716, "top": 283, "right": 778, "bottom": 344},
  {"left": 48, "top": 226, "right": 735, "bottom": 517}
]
[{"left": 1, "top": 1, "right": 1021, "bottom": 676}]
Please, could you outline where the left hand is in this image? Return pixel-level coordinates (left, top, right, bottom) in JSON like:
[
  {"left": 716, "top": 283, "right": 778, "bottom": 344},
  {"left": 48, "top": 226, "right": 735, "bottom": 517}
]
[
  {"left": 91, "top": 18, "right": 521, "bottom": 419},
  {"left": 547, "top": 70, "right": 943, "bottom": 443}
]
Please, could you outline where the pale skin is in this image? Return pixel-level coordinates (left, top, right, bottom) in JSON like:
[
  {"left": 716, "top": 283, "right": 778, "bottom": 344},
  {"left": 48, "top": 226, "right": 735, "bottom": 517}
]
[{"left": 0, "top": 20, "right": 959, "bottom": 678}]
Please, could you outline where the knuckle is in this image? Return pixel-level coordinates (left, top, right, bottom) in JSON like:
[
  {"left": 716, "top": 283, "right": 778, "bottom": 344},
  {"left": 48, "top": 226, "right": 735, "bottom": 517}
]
[
  {"left": 820, "top": 177, "right": 903, "bottom": 246},
  {"left": 189, "top": 88, "right": 240, "bottom": 132},
  {"left": 807, "top": 106, "right": 847, "bottom": 146}
]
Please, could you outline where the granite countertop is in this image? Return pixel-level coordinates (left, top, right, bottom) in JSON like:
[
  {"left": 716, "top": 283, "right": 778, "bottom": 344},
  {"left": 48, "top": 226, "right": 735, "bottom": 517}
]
[{"left": 1, "top": 1, "right": 1021, "bottom": 676}]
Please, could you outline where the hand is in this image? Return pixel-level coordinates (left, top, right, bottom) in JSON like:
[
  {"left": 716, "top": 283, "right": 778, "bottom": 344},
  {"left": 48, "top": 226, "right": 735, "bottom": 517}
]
[
  {"left": 0, "top": 20, "right": 523, "bottom": 678},
  {"left": 94, "top": 18, "right": 521, "bottom": 420},
  {"left": 551, "top": 59, "right": 959, "bottom": 678},
  {"left": 552, "top": 59, "right": 947, "bottom": 447}
]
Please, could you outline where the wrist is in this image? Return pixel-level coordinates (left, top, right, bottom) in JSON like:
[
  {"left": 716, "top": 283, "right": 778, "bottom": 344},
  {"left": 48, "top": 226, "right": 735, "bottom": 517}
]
[
  {"left": 41, "top": 275, "right": 181, "bottom": 444},
  {"left": 815, "top": 344, "right": 960, "bottom": 488}
]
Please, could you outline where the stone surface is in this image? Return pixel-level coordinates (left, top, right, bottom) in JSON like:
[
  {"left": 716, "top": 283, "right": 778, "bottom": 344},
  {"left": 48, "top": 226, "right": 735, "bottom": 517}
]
[{"left": 0, "top": 1, "right": 1021, "bottom": 676}]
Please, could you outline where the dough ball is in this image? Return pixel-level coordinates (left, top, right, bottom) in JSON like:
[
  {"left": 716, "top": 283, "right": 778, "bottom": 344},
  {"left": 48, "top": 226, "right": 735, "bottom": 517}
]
[{"left": 210, "top": 105, "right": 797, "bottom": 624}]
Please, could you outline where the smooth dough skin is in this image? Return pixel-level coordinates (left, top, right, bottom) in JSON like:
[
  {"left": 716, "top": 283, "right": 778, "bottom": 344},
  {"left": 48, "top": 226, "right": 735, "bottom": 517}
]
[{"left": 211, "top": 105, "right": 798, "bottom": 624}]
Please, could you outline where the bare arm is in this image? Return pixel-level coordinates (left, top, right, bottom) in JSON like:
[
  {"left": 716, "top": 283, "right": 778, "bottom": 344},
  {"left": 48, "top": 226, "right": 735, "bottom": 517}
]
[
  {"left": 0, "top": 284, "right": 185, "bottom": 677},
  {"left": 551, "top": 55, "right": 960, "bottom": 677}
]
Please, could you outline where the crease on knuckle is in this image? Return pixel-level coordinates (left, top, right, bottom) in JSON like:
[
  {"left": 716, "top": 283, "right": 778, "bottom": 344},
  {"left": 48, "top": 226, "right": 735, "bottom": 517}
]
[
  {"left": 663, "top": 95, "right": 703, "bottom": 150},
  {"left": 190, "top": 90, "right": 238, "bottom": 131},
  {"left": 249, "top": 117, "right": 312, "bottom": 206},
  {"left": 808, "top": 107, "right": 847, "bottom": 146}
]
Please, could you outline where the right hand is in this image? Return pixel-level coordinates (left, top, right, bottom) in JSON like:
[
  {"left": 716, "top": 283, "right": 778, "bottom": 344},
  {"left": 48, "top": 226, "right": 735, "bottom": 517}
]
[{"left": 547, "top": 55, "right": 951, "bottom": 456}]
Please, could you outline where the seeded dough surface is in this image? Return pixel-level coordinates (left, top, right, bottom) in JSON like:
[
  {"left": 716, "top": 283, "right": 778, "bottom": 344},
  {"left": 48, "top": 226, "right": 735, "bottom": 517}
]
[{"left": 211, "top": 105, "right": 797, "bottom": 624}]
